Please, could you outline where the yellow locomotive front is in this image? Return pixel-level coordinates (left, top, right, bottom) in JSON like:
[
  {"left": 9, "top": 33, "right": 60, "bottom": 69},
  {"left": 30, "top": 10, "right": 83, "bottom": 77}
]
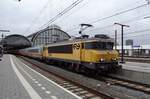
[{"left": 81, "top": 39, "right": 121, "bottom": 72}]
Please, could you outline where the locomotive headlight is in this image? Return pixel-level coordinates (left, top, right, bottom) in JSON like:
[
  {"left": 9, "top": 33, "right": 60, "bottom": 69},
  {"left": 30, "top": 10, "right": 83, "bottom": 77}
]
[
  {"left": 113, "top": 58, "right": 116, "bottom": 60},
  {"left": 112, "top": 58, "right": 117, "bottom": 61},
  {"left": 100, "top": 58, "right": 104, "bottom": 61}
]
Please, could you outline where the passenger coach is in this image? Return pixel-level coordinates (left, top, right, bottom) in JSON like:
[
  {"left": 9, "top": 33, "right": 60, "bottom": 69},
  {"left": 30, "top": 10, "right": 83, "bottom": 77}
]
[{"left": 19, "top": 46, "right": 43, "bottom": 60}]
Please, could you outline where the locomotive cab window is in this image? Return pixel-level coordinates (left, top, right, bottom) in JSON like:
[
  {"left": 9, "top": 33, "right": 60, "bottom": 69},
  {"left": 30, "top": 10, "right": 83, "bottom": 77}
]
[{"left": 85, "top": 41, "right": 114, "bottom": 50}]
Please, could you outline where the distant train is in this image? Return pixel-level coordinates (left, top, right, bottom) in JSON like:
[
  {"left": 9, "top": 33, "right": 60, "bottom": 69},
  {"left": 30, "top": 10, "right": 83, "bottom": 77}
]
[
  {"left": 0, "top": 45, "right": 3, "bottom": 60},
  {"left": 19, "top": 35, "right": 121, "bottom": 73}
]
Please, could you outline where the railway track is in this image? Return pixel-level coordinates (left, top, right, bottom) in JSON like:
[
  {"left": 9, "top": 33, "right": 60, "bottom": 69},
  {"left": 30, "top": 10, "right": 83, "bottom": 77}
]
[
  {"left": 18, "top": 56, "right": 115, "bottom": 99},
  {"left": 99, "top": 75, "right": 150, "bottom": 94},
  {"left": 17, "top": 55, "right": 150, "bottom": 99}
]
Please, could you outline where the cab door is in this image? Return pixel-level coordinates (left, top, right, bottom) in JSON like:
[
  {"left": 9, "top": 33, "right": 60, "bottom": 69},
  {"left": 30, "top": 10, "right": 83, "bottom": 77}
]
[
  {"left": 42, "top": 47, "right": 48, "bottom": 60},
  {"left": 73, "top": 42, "right": 81, "bottom": 62},
  {"left": 81, "top": 43, "right": 85, "bottom": 62}
]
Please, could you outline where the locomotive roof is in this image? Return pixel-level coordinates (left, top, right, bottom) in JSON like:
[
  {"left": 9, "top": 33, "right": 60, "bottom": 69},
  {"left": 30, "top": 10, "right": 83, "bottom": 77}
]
[{"left": 45, "top": 37, "right": 114, "bottom": 47}]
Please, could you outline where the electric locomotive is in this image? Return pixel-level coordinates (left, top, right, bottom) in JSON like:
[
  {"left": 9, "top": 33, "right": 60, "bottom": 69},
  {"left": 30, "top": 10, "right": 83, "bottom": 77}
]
[
  {"left": 42, "top": 36, "right": 121, "bottom": 72},
  {"left": 19, "top": 35, "right": 121, "bottom": 73}
]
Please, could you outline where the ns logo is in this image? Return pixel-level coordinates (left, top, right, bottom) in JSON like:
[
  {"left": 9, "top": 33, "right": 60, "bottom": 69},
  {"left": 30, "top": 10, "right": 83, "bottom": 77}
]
[{"left": 73, "top": 43, "right": 80, "bottom": 49}]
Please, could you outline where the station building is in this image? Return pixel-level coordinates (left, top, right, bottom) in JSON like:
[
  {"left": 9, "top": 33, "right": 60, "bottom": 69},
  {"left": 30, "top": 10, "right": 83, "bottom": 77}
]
[
  {"left": 1, "top": 34, "right": 31, "bottom": 53},
  {"left": 116, "top": 45, "right": 150, "bottom": 57},
  {"left": 27, "top": 25, "right": 71, "bottom": 46}
]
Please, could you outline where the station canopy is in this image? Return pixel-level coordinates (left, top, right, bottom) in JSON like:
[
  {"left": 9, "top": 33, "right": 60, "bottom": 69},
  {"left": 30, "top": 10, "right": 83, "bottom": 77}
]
[{"left": 2, "top": 34, "right": 31, "bottom": 51}]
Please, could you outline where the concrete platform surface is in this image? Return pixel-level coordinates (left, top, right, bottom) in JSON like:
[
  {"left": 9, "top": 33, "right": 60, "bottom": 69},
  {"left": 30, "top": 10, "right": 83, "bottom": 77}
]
[
  {"left": 0, "top": 54, "right": 81, "bottom": 99},
  {"left": 121, "top": 62, "right": 150, "bottom": 73}
]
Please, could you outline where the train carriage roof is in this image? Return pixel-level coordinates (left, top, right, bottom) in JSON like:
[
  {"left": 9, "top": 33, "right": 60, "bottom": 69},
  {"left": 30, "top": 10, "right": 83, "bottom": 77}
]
[
  {"left": 20, "top": 45, "right": 43, "bottom": 51},
  {"left": 45, "top": 37, "right": 114, "bottom": 47}
]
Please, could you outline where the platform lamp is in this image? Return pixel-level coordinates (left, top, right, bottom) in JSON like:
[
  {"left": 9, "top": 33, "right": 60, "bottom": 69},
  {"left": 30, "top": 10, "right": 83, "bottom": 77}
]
[
  {"left": 0, "top": 30, "right": 10, "bottom": 52},
  {"left": 0, "top": 30, "right": 10, "bottom": 43},
  {"left": 114, "top": 23, "right": 129, "bottom": 64}
]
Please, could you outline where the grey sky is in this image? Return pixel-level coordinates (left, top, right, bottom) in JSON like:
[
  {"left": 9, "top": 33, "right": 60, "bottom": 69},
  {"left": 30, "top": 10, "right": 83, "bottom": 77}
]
[{"left": 0, "top": 0, "right": 150, "bottom": 45}]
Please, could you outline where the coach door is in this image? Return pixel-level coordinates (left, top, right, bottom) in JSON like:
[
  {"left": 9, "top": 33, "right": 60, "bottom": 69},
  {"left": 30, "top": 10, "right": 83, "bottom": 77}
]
[
  {"left": 73, "top": 43, "right": 81, "bottom": 62},
  {"left": 42, "top": 47, "right": 48, "bottom": 59}
]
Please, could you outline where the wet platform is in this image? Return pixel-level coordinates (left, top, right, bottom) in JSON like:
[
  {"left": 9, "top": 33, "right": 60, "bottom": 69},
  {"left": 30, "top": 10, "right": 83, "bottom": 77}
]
[{"left": 0, "top": 54, "right": 81, "bottom": 99}]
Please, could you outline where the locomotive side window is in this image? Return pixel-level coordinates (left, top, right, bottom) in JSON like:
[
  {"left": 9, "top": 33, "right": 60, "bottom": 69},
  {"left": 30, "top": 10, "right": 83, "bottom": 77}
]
[
  {"left": 48, "top": 44, "right": 72, "bottom": 53},
  {"left": 85, "top": 42, "right": 114, "bottom": 50}
]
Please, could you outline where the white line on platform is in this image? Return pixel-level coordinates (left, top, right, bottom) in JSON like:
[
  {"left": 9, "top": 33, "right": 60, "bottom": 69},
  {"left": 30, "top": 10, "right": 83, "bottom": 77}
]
[
  {"left": 10, "top": 55, "right": 42, "bottom": 99},
  {"left": 51, "top": 96, "right": 58, "bottom": 99},
  {"left": 14, "top": 55, "right": 82, "bottom": 99},
  {"left": 15, "top": 61, "right": 33, "bottom": 80},
  {"left": 38, "top": 84, "right": 42, "bottom": 86},
  {"left": 41, "top": 87, "right": 46, "bottom": 90},
  {"left": 35, "top": 81, "right": 39, "bottom": 84},
  {"left": 33, "top": 79, "right": 36, "bottom": 81},
  {"left": 45, "top": 91, "right": 51, "bottom": 94}
]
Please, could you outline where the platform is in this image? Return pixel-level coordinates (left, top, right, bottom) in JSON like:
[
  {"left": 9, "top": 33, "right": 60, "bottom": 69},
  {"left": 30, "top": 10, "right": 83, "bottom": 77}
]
[
  {"left": 122, "top": 62, "right": 150, "bottom": 73},
  {"left": 0, "top": 54, "right": 81, "bottom": 99}
]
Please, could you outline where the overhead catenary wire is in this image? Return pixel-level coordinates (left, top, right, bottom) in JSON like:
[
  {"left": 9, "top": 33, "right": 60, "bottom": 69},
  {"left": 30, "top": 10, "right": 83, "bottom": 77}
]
[
  {"left": 26, "top": 0, "right": 150, "bottom": 40},
  {"left": 67, "top": 0, "right": 150, "bottom": 43},
  {"left": 66, "top": 2, "right": 149, "bottom": 33},
  {"left": 121, "top": 28, "right": 150, "bottom": 38},
  {"left": 72, "top": 26, "right": 150, "bottom": 39},
  {"left": 90, "top": 3, "right": 149, "bottom": 24},
  {"left": 108, "top": 28, "right": 150, "bottom": 38},
  {"left": 24, "top": 0, "right": 50, "bottom": 34},
  {"left": 86, "top": 12, "right": 150, "bottom": 33},
  {"left": 71, "top": 12, "right": 150, "bottom": 36},
  {"left": 56, "top": 0, "right": 89, "bottom": 28},
  {"left": 39, "top": 0, "right": 85, "bottom": 30},
  {"left": 71, "top": 27, "right": 150, "bottom": 38}
]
